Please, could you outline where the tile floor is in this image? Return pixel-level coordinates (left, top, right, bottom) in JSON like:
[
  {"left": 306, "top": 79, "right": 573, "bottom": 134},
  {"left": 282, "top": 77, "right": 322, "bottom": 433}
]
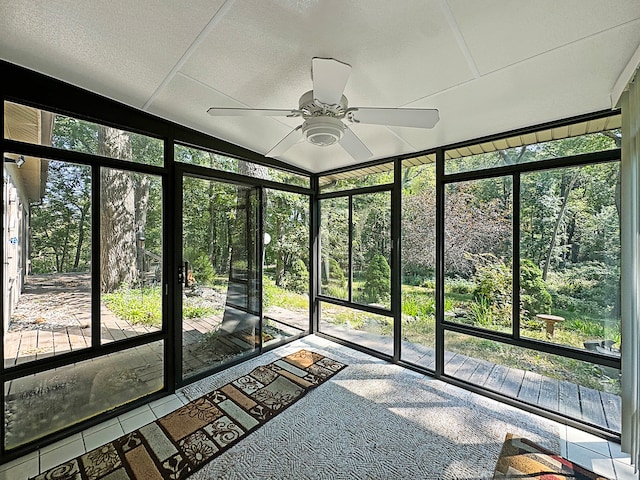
[{"left": 0, "top": 338, "right": 637, "bottom": 480}]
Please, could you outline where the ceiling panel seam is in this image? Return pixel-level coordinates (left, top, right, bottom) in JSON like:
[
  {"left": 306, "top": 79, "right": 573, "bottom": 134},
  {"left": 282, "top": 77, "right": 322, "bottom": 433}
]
[
  {"left": 142, "top": 0, "right": 237, "bottom": 112},
  {"left": 176, "top": 71, "right": 299, "bottom": 132},
  {"left": 478, "top": 17, "right": 640, "bottom": 78},
  {"left": 439, "top": 0, "right": 481, "bottom": 79}
]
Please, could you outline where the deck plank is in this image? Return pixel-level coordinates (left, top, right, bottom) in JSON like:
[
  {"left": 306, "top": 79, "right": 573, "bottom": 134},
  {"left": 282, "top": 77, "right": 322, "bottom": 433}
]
[
  {"left": 499, "top": 368, "right": 525, "bottom": 398},
  {"left": 52, "top": 328, "right": 72, "bottom": 355},
  {"left": 3, "top": 335, "right": 20, "bottom": 368},
  {"left": 455, "top": 356, "right": 481, "bottom": 382},
  {"left": 443, "top": 352, "right": 466, "bottom": 376},
  {"left": 483, "top": 363, "right": 510, "bottom": 392},
  {"left": 35, "top": 329, "right": 54, "bottom": 361},
  {"left": 600, "top": 391, "right": 621, "bottom": 432},
  {"left": 15, "top": 330, "right": 37, "bottom": 365},
  {"left": 579, "top": 385, "right": 607, "bottom": 428},
  {"left": 537, "top": 375, "right": 560, "bottom": 411},
  {"left": 518, "top": 371, "right": 543, "bottom": 404},
  {"left": 558, "top": 381, "right": 581, "bottom": 419},
  {"left": 467, "top": 358, "right": 494, "bottom": 386}
]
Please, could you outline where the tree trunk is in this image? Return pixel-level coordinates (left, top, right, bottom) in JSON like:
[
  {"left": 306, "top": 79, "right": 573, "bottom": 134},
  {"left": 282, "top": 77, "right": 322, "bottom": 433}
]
[
  {"left": 542, "top": 173, "right": 578, "bottom": 280},
  {"left": 98, "top": 126, "right": 138, "bottom": 292},
  {"left": 73, "top": 202, "right": 90, "bottom": 269}
]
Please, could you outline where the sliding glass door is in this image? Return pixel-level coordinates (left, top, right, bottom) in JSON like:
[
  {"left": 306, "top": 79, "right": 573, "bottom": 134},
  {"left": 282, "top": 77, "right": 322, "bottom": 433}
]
[{"left": 180, "top": 173, "right": 261, "bottom": 382}]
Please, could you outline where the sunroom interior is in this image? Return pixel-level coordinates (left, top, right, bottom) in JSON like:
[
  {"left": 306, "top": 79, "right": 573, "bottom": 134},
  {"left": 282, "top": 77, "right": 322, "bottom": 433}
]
[{"left": 2, "top": 1, "right": 640, "bottom": 478}]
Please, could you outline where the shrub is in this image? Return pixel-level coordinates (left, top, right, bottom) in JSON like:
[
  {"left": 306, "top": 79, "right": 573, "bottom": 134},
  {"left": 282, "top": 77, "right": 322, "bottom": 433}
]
[
  {"left": 472, "top": 257, "right": 511, "bottom": 308},
  {"left": 322, "top": 257, "right": 346, "bottom": 286},
  {"left": 282, "top": 259, "right": 309, "bottom": 294},
  {"left": 363, "top": 254, "right": 391, "bottom": 303},
  {"left": 402, "top": 291, "right": 435, "bottom": 318},
  {"left": 187, "top": 254, "right": 216, "bottom": 285},
  {"left": 520, "top": 259, "right": 552, "bottom": 317}
]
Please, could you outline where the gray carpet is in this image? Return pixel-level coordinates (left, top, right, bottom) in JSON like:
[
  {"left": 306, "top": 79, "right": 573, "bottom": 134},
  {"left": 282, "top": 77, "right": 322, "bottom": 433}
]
[{"left": 180, "top": 336, "right": 560, "bottom": 480}]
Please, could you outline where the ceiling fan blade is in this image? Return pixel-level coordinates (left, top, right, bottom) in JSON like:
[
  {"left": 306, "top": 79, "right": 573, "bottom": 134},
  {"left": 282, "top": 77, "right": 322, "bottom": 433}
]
[
  {"left": 265, "top": 126, "right": 303, "bottom": 158},
  {"left": 340, "top": 127, "right": 373, "bottom": 162},
  {"left": 207, "top": 107, "right": 300, "bottom": 117},
  {"left": 312, "top": 57, "right": 352, "bottom": 105},
  {"left": 348, "top": 107, "right": 439, "bottom": 128}
]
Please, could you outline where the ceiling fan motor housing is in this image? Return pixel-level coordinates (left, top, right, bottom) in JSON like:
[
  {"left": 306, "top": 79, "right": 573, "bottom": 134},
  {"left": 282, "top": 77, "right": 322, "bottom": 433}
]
[{"left": 302, "top": 117, "right": 344, "bottom": 147}]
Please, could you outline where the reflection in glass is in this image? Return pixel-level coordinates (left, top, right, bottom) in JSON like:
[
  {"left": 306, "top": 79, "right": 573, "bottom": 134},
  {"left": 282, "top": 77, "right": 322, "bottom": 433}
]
[
  {"left": 262, "top": 189, "right": 310, "bottom": 345},
  {"left": 445, "top": 126, "right": 620, "bottom": 175},
  {"left": 444, "top": 330, "right": 620, "bottom": 432},
  {"left": 319, "top": 162, "right": 394, "bottom": 193},
  {"left": 181, "top": 177, "right": 260, "bottom": 380},
  {"left": 319, "top": 302, "right": 393, "bottom": 356},
  {"left": 401, "top": 161, "right": 436, "bottom": 367},
  {"left": 444, "top": 177, "right": 513, "bottom": 333},
  {"left": 519, "top": 164, "right": 621, "bottom": 354},
  {"left": 3, "top": 158, "right": 92, "bottom": 367},
  {"left": 174, "top": 144, "right": 310, "bottom": 188},
  {"left": 100, "top": 168, "right": 163, "bottom": 344},
  {"left": 319, "top": 197, "right": 349, "bottom": 300},
  {"left": 4, "top": 101, "right": 164, "bottom": 166},
  {"left": 4, "top": 340, "right": 164, "bottom": 449}
]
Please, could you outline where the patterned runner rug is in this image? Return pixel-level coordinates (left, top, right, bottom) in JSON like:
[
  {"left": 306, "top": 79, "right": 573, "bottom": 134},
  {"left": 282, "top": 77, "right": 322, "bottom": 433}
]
[{"left": 32, "top": 349, "right": 346, "bottom": 480}]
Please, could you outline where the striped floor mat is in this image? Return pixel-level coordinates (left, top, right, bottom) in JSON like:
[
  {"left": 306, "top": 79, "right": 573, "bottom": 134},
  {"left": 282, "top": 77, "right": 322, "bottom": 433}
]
[{"left": 32, "top": 349, "right": 346, "bottom": 480}]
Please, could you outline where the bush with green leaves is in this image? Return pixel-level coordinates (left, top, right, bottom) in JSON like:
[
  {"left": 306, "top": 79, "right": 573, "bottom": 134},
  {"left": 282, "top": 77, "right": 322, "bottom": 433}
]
[
  {"left": 470, "top": 254, "right": 511, "bottom": 326},
  {"left": 321, "top": 257, "right": 346, "bottom": 286},
  {"left": 520, "top": 259, "right": 552, "bottom": 317},
  {"left": 363, "top": 254, "right": 391, "bottom": 303},
  {"left": 185, "top": 253, "right": 216, "bottom": 285},
  {"left": 282, "top": 259, "right": 309, "bottom": 294}
]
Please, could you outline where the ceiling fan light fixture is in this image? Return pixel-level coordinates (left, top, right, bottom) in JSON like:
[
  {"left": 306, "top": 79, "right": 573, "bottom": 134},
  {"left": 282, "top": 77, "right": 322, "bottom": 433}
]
[{"left": 302, "top": 117, "right": 344, "bottom": 147}]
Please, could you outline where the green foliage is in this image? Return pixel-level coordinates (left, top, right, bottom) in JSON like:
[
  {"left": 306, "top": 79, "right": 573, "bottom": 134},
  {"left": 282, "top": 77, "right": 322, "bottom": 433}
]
[
  {"left": 282, "top": 259, "right": 309, "bottom": 294},
  {"left": 445, "top": 277, "right": 475, "bottom": 294},
  {"left": 103, "top": 286, "right": 162, "bottom": 326},
  {"left": 183, "top": 305, "right": 218, "bottom": 319},
  {"left": 185, "top": 253, "right": 216, "bottom": 285},
  {"left": 402, "top": 291, "right": 435, "bottom": 318},
  {"left": 322, "top": 257, "right": 346, "bottom": 285},
  {"left": 548, "top": 261, "right": 619, "bottom": 314},
  {"left": 363, "top": 254, "right": 391, "bottom": 303},
  {"left": 262, "top": 277, "right": 308, "bottom": 311},
  {"left": 520, "top": 259, "right": 552, "bottom": 317},
  {"left": 472, "top": 256, "right": 511, "bottom": 308}
]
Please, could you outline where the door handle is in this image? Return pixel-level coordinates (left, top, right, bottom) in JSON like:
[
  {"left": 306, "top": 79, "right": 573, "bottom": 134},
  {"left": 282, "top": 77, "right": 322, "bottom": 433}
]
[{"left": 178, "top": 261, "right": 189, "bottom": 287}]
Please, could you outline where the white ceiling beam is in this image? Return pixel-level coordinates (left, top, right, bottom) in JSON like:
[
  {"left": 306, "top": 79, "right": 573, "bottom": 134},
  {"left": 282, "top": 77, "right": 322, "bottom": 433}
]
[{"left": 611, "top": 41, "right": 640, "bottom": 108}]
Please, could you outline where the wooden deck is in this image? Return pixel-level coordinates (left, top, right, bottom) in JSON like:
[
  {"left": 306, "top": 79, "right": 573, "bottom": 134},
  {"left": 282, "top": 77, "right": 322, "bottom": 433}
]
[
  {"left": 438, "top": 351, "right": 621, "bottom": 433},
  {"left": 322, "top": 326, "right": 621, "bottom": 434},
  {"left": 3, "top": 305, "right": 161, "bottom": 368}
]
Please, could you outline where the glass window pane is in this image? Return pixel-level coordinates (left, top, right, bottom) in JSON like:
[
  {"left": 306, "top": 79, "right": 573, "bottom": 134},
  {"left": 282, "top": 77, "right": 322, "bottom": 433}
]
[
  {"left": 4, "top": 101, "right": 164, "bottom": 166},
  {"left": 319, "top": 197, "right": 349, "bottom": 300},
  {"left": 4, "top": 158, "right": 92, "bottom": 366},
  {"left": 319, "top": 162, "right": 394, "bottom": 193},
  {"left": 444, "top": 177, "right": 513, "bottom": 333},
  {"left": 519, "top": 163, "right": 621, "bottom": 356},
  {"left": 100, "top": 168, "right": 163, "bottom": 343},
  {"left": 444, "top": 330, "right": 620, "bottom": 432},
  {"left": 319, "top": 302, "right": 393, "bottom": 356},
  {"left": 175, "top": 144, "right": 310, "bottom": 188},
  {"left": 352, "top": 191, "right": 391, "bottom": 309},
  {"left": 263, "top": 189, "right": 310, "bottom": 345},
  {"left": 401, "top": 160, "right": 436, "bottom": 367},
  {"left": 4, "top": 340, "right": 164, "bottom": 450},
  {"left": 445, "top": 120, "right": 620, "bottom": 175},
  {"left": 181, "top": 178, "right": 260, "bottom": 380}
]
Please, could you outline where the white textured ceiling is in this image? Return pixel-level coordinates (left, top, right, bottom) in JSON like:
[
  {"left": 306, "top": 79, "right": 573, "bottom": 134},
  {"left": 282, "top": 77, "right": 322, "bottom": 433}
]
[{"left": 1, "top": 0, "right": 639, "bottom": 173}]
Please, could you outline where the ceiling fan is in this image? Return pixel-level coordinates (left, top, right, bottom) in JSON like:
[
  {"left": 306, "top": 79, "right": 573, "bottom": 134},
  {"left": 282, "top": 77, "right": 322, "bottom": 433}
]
[{"left": 207, "top": 57, "right": 439, "bottom": 162}]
